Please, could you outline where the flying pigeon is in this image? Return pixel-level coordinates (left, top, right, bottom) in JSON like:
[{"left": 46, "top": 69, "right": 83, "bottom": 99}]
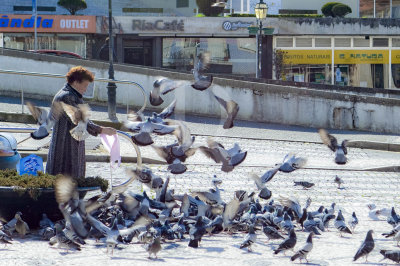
[
  {"left": 150, "top": 78, "right": 185, "bottom": 106},
  {"left": 291, "top": 232, "right": 314, "bottom": 263},
  {"left": 191, "top": 53, "right": 213, "bottom": 91},
  {"left": 199, "top": 137, "right": 247, "bottom": 172},
  {"left": 26, "top": 101, "right": 63, "bottom": 139},
  {"left": 123, "top": 117, "right": 177, "bottom": 146},
  {"left": 319, "top": 129, "right": 348, "bottom": 164},
  {"left": 54, "top": 223, "right": 81, "bottom": 251},
  {"left": 354, "top": 230, "right": 374, "bottom": 262},
  {"left": 128, "top": 99, "right": 176, "bottom": 125},
  {"left": 61, "top": 103, "right": 92, "bottom": 141},
  {"left": 250, "top": 174, "right": 271, "bottom": 200},
  {"left": 213, "top": 94, "right": 240, "bottom": 129}
]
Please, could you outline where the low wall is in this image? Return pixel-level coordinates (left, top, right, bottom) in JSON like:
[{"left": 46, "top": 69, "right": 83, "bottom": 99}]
[{"left": 1, "top": 49, "right": 400, "bottom": 133}]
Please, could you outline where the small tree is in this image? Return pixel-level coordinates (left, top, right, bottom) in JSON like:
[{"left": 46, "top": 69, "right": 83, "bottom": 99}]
[
  {"left": 57, "top": 0, "right": 87, "bottom": 15},
  {"left": 196, "top": 0, "right": 226, "bottom": 17},
  {"left": 332, "top": 4, "right": 352, "bottom": 17},
  {"left": 273, "top": 49, "right": 287, "bottom": 80}
]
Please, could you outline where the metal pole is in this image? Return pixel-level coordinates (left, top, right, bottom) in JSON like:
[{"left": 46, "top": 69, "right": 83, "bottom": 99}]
[
  {"left": 107, "top": 0, "right": 118, "bottom": 122},
  {"left": 256, "top": 23, "right": 259, "bottom": 78},
  {"left": 259, "top": 20, "right": 263, "bottom": 78},
  {"left": 33, "top": 0, "right": 37, "bottom": 51},
  {"left": 374, "top": 0, "right": 376, "bottom": 18}
]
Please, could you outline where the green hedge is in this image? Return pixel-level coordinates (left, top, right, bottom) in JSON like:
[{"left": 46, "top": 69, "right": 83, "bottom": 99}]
[
  {"left": 228, "top": 14, "right": 323, "bottom": 18},
  {"left": 332, "top": 3, "right": 352, "bottom": 17}
]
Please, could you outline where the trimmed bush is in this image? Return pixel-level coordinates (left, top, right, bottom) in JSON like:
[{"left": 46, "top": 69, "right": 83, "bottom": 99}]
[
  {"left": 332, "top": 3, "right": 352, "bottom": 17},
  {"left": 0, "top": 169, "right": 108, "bottom": 192},
  {"left": 321, "top": 2, "right": 341, "bottom": 17}
]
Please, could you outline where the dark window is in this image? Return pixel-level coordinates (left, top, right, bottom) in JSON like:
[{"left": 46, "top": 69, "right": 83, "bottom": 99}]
[
  {"left": 177, "top": 0, "right": 189, "bottom": 8},
  {"left": 14, "top": 6, "right": 56, "bottom": 12},
  {"left": 373, "top": 38, "right": 389, "bottom": 47}
]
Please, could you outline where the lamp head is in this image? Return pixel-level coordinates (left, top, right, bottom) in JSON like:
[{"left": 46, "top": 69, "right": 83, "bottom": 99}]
[{"left": 255, "top": 0, "right": 268, "bottom": 20}]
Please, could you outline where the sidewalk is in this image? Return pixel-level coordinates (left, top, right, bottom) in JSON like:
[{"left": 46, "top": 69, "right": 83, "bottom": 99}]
[{"left": 1, "top": 95, "right": 399, "bottom": 149}]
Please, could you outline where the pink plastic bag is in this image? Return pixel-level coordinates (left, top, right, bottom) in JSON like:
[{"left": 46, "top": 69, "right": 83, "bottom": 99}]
[{"left": 100, "top": 133, "right": 121, "bottom": 168}]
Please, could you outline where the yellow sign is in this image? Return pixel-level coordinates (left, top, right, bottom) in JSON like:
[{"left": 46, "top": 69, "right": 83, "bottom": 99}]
[
  {"left": 282, "top": 50, "right": 331, "bottom": 65},
  {"left": 392, "top": 50, "right": 400, "bottom": 64},
  {"left": 334, "top": 50, "right": 389, "bottom": 64}
]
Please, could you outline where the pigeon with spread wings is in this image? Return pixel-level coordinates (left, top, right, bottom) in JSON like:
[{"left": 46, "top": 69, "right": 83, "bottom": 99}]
[
  {"left": 191, "top": 53, "right": 213, "bottom": 91},
  {"left": 150, "top": 78, "right": 186, "bottom": 106},
  {"left": 214, "top": 94, "right": 239, "bottom": 129},
  {"left": 26, "top": 101, "right": 63, "bottom": 139},
  {"left": 319, "top": 129, "right": 348, "bottom": 164},
  {"left": 61, "top": 103, "right": 91, "bottom": 141}
]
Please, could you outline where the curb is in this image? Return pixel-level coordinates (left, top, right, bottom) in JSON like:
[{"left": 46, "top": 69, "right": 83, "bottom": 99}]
[{"left": 2, "top": 111, "right": 400, "bottom": 153}]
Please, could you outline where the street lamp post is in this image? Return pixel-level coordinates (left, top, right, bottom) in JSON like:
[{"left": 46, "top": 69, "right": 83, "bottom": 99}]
[
  {"left": 254, "top": 0, "right": 267, "bottom": 78},
  {"left": 107, "top": 0, "right": 118, "bottom": 122}
]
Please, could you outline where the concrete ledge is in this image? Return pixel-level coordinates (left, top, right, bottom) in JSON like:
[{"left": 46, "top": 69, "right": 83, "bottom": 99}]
[
  {"left": 18, "top": 151, "right": 165, "bottom": 165},
  {"left": 347, "top": 141, "right": 400, "bottom": 152}
]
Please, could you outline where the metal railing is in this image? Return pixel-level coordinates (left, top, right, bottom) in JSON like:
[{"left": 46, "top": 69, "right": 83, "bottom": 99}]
[{"left": 0, "top": 69, "right": 148, "bottom": 114}]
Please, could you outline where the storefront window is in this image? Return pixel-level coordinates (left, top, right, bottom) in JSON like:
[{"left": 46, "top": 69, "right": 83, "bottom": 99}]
[
  {"left": 281, "top": 65, "right": 332, "bottom": 84},
  {"left": 56, "top": 34, "right": 86, "bottom": 58},
  {"left": 162, "top": 37, "right": 256, "bottom": 76}
]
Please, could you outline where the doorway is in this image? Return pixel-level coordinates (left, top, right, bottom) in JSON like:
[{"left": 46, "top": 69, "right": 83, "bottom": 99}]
[
  {"left": 124, "top": 39, "right": 153, "bottom": 66},
  {"left": 372, "top": 64, "right": 384, "bottom": 88}
]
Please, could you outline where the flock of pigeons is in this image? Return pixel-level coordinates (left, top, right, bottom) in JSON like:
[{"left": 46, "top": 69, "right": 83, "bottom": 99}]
[{"left": 4, "top": 55, "right": 400, "bottom": 263}]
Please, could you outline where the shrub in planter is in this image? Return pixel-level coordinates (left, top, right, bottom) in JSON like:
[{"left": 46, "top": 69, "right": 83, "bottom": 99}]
[
  {"left": 321, "top": 2, "right": 341, "bottom": 17},
  {"left": 0, "top": 169, "right": 108, "bottom": 227},
  {"left": 332, "top": 4, "right": 352, "bottom": 17}
]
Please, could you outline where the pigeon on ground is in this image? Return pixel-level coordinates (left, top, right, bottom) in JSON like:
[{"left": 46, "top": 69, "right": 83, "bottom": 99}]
[
  {"left": 334, "top": 175, "right": 343, "bottom": 189},
  {"left": 334, "top": 210, "right": 352, "bottom": 236},
  {"left": 349, "top": 212, "right": 358, "bottom": 232},
  {"left": 322, "top": 211, "right": 336, "bottom": 231},
  {"left": 191, "top": 53, "right": 213, "bottom": 91},
  {"left": 303, "top": 213, "right": 321, "bottom": 235},
  {"left": 309, "top": 206, "right": 325, "bottom": 217},
  {"left": 239, "top": 225, "right": 257, "bottom": 252},
  {"left": 279, "top": 212, "right": 294, "bottom": 233},
  {"left": 392, "top": 230, "right": 400, "bottom": 246},
  {"left": 15, "top": 212, "right": 29, "bottom": 238},
  {"left": 262, "top": 224, "right": 285, "bottom": 241},
  {"left": 26, "top": 101, "right": 63, "bottom": 139},
  {"left": 354, "top": 230, "right": 374, "bottom": 262},
  {"left": 380, "top": 249, "right": 400, "bottom": 263},
  {"left": 318, "top": 129, "right": 348, "bottom": 164},
  {"left": 39, "top": 213, "right": 55, "bottom": 229},
  {"left": 327, "top": 203, "right": 336, "bottom": 215},
  {"left": 150, "top": 78, "right": 185, "bottom": 106},
  {"left": 54, "top": 223, "right": 81, "bottom": 251},
  {"left": 199, "top": 137, "right": 247, "bottom": 172},
  {"left": 291, "top": 232, "right": 314, "bottom": 263},
  {"left": 123, "top": 117, "right": 176, "bottom": 146},
  {"left": 213, "top": 94, "right": 239, "bottom": 129},
  {"left": 0, "top": 230, "right": 12, "bottom": 246},
  {"left": 143, "top": 236, "right": 162, "bottom": 259},
  {"left": 3, "top": 212, "right": 21, "bottom": 235},
  {"left": 188, "top": 216, "right": 207, "bottom": 248},
  {"left": 387, "top": 207, "right": 400, "bottom": 227},
  {"left": 61, "top": 103, "right": 94, "bottom": 141},
  {"left": 274, "top": 229, "right": 297, "bottom": 255},
  {"left": 382, "top": 223, "right": 400, "bottom": 238},
  {"left": 294, "top": 181, "right": 314, "bottom": 189}
]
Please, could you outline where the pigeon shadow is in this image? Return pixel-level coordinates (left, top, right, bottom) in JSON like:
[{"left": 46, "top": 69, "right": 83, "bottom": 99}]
[{"left": 200, "top": 246, "right": 225, "bottom": 253}]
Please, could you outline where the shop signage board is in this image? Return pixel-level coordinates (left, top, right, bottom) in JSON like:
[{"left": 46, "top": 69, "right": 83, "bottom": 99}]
[
  {"left": 391, "top": 50, "right": 400, "bottom": 64},
  {"left": 282, "top": 50, "right": 331, "bottom": 64},
  {"left": 282, "top": 49, "right": 391, "bottom": 64},
  {"left": 334, "top": 50, "right": 389, "bottom": 64},
  {"left": 0, "top": 15, "right": 96, "bottom": 33}
]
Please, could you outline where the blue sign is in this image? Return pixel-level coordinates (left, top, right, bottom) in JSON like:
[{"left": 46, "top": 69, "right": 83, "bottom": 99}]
[
  {"left": 0, "top": 15, "right": 53, "bottom": 28},
  {"left": 17, "top": 154, "right": 43, "bottom": 176}
]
